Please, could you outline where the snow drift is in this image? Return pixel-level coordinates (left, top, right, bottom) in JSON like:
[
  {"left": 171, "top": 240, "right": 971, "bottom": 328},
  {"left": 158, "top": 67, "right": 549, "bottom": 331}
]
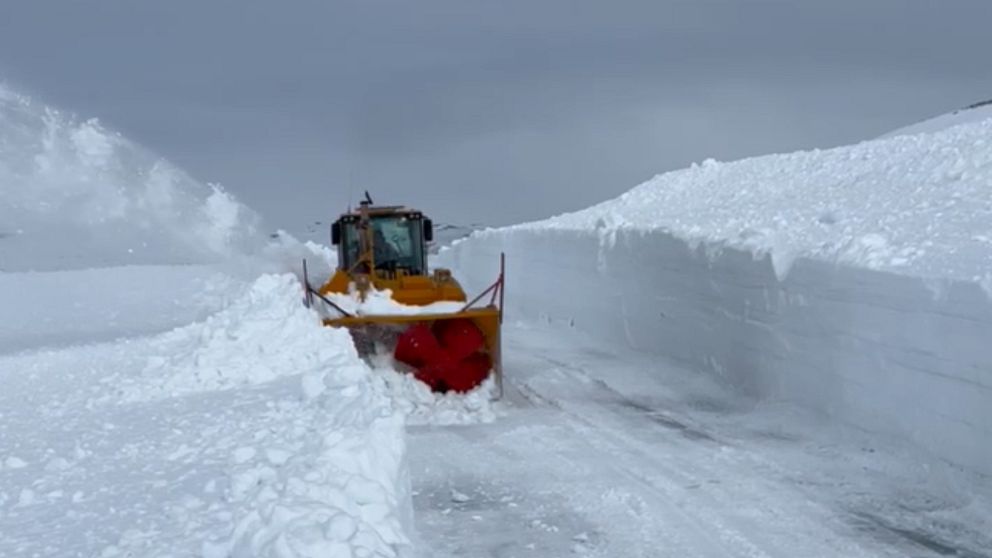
[
  {"left": 441, "top": 117, "right": 992, "bottom": 476},
  {"left": 0, "top": 84, "right": 262, "bottom": 271}
]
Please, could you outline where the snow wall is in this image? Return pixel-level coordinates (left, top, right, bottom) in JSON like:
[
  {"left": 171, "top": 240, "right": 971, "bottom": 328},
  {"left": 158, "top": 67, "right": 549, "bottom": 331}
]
[
  {"left": 443, "top": 229, "right": 992, "bottom": 476},
  {"left": 440, "top": 118, "right": 992, "bottom": 477}
]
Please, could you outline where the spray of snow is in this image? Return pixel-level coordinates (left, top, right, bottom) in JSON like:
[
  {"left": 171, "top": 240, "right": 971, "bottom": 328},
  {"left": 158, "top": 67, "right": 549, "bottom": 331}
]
[{"left": 0, "top": 84, "right": 262, "bottom": 270}]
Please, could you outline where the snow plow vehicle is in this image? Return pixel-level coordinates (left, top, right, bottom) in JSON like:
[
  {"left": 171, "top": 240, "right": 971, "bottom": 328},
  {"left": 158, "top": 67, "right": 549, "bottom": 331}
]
[{"left": 303, "top": 195, "right": 504, "bottom": 395}]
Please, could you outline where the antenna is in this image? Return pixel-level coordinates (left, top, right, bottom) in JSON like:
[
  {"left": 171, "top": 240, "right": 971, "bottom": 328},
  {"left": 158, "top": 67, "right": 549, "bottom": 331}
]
[{"left": 347, "top": 167, "right": 354, "bottom": 212}]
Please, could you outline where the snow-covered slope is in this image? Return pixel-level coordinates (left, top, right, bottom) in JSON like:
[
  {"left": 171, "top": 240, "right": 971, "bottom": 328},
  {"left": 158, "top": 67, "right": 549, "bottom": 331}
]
[
  {"left": 883, "top": 99, "right": 992, "bottom": 139},
  {"left": 441, "top": 117, "right": 992, "bottom": 476},
  {"left": 0, "top": 84, "right": 415, "bottom": 557}
]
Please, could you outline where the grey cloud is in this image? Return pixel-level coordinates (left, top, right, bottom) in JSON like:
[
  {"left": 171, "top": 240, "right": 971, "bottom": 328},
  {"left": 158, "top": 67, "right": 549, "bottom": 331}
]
[{"left": 1, "top": 0, "right": 990, "bottom": 232}]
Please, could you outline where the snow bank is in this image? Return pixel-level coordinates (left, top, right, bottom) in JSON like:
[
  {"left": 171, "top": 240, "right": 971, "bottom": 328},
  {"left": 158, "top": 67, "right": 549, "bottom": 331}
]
[
  {"left": 0, "top": 273, "right": 414, "bottom": 557},
  {"left": 440, "top": 119, "right": 992, "bottom": 476},
  {"left": 517, "top": 117, "right": 992, "bottom": 286},
  {"left": 110, "top": 274, "right": 367, "bottom": 403},
  {"left": 0, "top": 84, "right": 262, "bottom": 271},
  {"left": 883, "top": 100, "right": 992, "bottom": 138}
]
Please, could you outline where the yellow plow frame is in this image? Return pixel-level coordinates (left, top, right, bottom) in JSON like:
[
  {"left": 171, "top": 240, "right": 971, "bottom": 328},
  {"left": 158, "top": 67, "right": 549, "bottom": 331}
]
[{"left": 303, "top": 254, "right": 506, "bottom": 397}]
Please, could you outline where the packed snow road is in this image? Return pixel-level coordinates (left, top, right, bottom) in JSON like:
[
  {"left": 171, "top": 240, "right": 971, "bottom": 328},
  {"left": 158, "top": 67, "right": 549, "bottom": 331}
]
[{"left": 409, "top": 322, "right": 992, "bottom": 558}]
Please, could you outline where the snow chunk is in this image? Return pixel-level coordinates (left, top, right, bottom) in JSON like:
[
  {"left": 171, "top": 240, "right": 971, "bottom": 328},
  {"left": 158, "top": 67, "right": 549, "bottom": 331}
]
[
  {"left": 266, "top": 448, "right": 293, "bottom": 466},
  {"left": 4, "top": 456, "right": 27, "bottom": 469},
  {"left": 16, "top": 489, "right": 36, "bottom": 507},
  {"left": 232, "top": 447, "right": 257, "bottom": 465}
]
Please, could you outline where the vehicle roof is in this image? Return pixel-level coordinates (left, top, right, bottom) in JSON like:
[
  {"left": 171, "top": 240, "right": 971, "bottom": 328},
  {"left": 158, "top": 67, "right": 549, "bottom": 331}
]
[{"left": 338, "top": 205, "right": 423, "bottom": 219}]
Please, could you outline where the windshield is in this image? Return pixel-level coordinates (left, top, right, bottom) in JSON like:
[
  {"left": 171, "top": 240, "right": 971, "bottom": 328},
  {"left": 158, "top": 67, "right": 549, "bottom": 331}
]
[{"left": 340, "top": 214, "right": 426, "bottom": 274}]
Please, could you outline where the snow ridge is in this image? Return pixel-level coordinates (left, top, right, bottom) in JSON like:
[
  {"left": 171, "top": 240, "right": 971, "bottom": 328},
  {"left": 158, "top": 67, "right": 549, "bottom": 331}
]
[
  {"left": 441, "top": 115, "right": 992, "bottom": 477},
  {"left": 507, "top": 117, "right": 992, "bottom": 285},
  {"left": 884, "top": 99, "right": 992, "bottom": 139},
  {"left": 0, "top": 273, "right": 414, "bottom": 557},
  {"left": 109, "top": 274, "right": 367, "bottom": 403}
]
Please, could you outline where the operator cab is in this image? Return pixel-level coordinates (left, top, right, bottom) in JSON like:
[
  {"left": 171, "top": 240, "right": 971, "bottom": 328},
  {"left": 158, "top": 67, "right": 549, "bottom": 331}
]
[{"left": 331, "top": 207, "right": 434, "bottom": 275}]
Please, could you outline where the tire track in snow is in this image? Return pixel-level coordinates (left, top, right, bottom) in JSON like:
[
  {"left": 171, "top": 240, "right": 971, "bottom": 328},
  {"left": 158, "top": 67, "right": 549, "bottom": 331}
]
[
  {"left": 408, "top": 322, "right": 991, "bottom": 557},
  {"left": 515, "top": 361, "right": 822, "bottom": 558},
  {"left": 508, "top": 326, "right": 986, "bottom": 558}
]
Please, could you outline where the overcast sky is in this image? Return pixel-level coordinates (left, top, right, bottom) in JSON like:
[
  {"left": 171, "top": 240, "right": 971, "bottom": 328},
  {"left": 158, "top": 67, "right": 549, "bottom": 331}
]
[{"left": 2, "top": 1, "right": 990, "bottom": 236}]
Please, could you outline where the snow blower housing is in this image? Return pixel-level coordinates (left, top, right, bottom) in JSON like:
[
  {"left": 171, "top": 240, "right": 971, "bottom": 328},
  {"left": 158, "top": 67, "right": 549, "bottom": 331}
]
[{"left": 303, "top": 198, "right": 504, "bottom": 395}]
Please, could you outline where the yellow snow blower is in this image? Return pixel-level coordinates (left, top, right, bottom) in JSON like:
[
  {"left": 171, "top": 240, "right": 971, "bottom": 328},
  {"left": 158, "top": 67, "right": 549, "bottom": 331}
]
[{"left": 302, "top": 194, "right": 504, "bottom": 394}]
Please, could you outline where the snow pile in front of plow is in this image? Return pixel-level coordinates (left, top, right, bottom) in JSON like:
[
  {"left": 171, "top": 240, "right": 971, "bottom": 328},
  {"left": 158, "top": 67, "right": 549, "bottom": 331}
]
[
  {"left": 322, "top": 286, "right": 465, "bottom": 317},
  {"left": 0, "top": 273, "right": 414, "bottom": 558},
  {"left": 0, "top": 84, "right": 262, "bottom": 272},
  {"left": 378, "top": 364, "right": 500, "bottom": 425},
  {"left": 315, "top": 289, "right": 502, "bottom": 425}
]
